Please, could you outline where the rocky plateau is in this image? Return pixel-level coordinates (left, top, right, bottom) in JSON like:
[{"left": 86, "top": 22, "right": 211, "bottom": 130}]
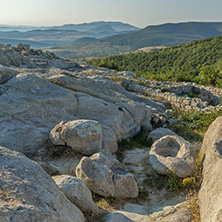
[{"left": 0, "top": 43, "right": 221, "bottom": 221}]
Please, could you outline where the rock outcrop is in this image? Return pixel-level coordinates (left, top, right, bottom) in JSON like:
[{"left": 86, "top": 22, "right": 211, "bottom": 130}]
[
  {"left": 0, "top": 65, "right": 19, "bottom": 84},
  {"left": 53, "top": 175, "right": 99, "bottom": 215},
  {"left": 0, "top": 146, "right": 84, "bottom": 222},
  {"left": 0, "top": 43, "right": 79, "bottom": 68},
  {"left": 76, "top": 151, "right": 139, "bottom": 198},
  {"left": 199, "top": 116, "right": 222, "bottom": 222},
  {"left": 118, "top": 76, "right": 222, "bottom": 113},
  {"left": 0, "top": 43, "right": 204, "bottom": 222},
  {"left": 149, "top": 135, "right": 195, "bottom": 178},
  {"left": 105, "top": 212, "right": 134, "bottom": 222},
  {"left": 148, "top": 127, "right": 176, "bottom": 142},
  {"left": 50, "top": 120, "right": 102, "bottom": 155},
  {"left": 0, "top": 71, "right": 152, "bottom": 156}
]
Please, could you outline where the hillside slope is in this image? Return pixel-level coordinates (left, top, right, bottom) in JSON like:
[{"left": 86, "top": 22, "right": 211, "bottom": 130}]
[
  {"left": 50, "top": 22, "right": 222, "bottom": 59},
  {"left": 102, "top": 22, "right": 222, "bottom": 49},
  {"left": 89, "top": 35, "right": 222, "bottom": 86},
  {"left": 0, "top": 21, "right": 140, "bottom": 48},
  {"left": 52, "top": 21, "right": 140, "bottom": 32}
]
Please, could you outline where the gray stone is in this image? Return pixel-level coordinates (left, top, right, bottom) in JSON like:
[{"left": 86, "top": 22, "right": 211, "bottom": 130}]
[
  {"left": 199, "top": 117, "right": 222, "bottom": 222},
  {"left": 49, "top": 119, "right": 102, "bottom": 155},
  {"left": 0, "top": 146, "right": 84, "bottom": 222},
  {"left": 147, "top": 202, "right": 192, "bottom": 222},
  {"left": 106, "top": 213, "right": 133, "bottom": 222},
  {"left": 127, "top": 81, "right": 144, "bottom": 93},
  {"left": 41, "top": 154, "right": 82, "bottom": 176},
  {"left": 120, "top": 71, "right": 136, "bottom": 78},
  {"left": 17, "top": 43, "right": 24, "bottom": 50},
  {"left": 0, "top": 73, "right": 151, "bottom": 156},
  {"left": 76, "top": 151, "right": 138, "bottom": 198},
  {"left": 48, "top": 59, "right": 79, "bottom": 69},
  {"left": 5, "top": 44, "right": 12, "bottom": 50},
  {"left": 0, "top": 65, "right": 19, "bottom": 84},
  {"left": 160, "top": 208, "right": 192, "bottom": 222},
  {"left": 148, "top": 128, "right": 176, "bottom": 142},
  {"left": 23, "top": 44, "right": 30, "bottom": 51},
  {"left": 149, "top": 135, "right": 195, "bottom": 178},
  {"left": 53, "top": 175, "right": 99, "bottom": 215}
]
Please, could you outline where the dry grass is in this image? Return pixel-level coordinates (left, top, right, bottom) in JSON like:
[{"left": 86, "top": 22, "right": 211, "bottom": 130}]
[{"left": 186, "top": 190, "right": 200, "bottom": 222}]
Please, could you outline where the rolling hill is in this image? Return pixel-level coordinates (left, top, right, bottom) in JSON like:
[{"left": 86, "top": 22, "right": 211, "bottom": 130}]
[
  {"left": 0, "top": 21, "right": 139, "bottom": 48},
  {"left": 50, "top": 22, "right": 222, "bottom": 58},
  {"left": 102, "top": 22, "right": 222, "bottom": 49},
  {"left": 51, "top": 21, "right": 140, "bottom": 32},
  {"left": 89, "top": 35, "right": 222, "bottom": 87}
]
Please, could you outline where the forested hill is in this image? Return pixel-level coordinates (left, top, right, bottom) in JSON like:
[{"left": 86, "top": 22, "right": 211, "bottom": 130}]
[
  {"left": 89, "top": 35, "right": 222, "bottom": 87},
  {"left": 101, "top": 22, "right": 222, "bottom": 49}
]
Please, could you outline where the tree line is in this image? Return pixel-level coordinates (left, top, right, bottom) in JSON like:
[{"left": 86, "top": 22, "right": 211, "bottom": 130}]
[{"left": 89, "top": 36, "right": 222, "bottom": 87}]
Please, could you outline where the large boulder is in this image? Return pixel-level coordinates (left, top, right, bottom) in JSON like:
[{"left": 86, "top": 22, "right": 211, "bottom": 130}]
[
  {"left": 0, "top": 65, "right": 19, "bottom": 84},
  {"left": 0, "top": 146, "right": 84, "bottom": 222},
  {"left": 149, "top": 135, "right": 195, "bottom": 178},
  {"left": 0, "top": 73, "right": 152, "bottom": 156},
  {"left": 148, "top": 127, "right": 176, "bottom": 142},
  {"left": 76, "top": 151, "right": 139, "bottom": 198},
  {"left": 53, "top": 175, "right": 99, "bottom": 215},
  {"left": 199, "top": 116, "right": 222, "bottom": 222},
  {"left": 49, "top": 119, "right": 102, "bottom": 155}
]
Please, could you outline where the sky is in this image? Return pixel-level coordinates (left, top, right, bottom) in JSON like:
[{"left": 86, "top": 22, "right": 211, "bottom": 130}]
[{"left": 1, "top": 0, "right": 222, "bottom": 28}]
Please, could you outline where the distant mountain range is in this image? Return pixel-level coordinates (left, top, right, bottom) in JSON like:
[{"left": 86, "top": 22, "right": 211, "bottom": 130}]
[
  {"left": 102, "top": 22, "right": 222, "bottom": 49},
  {"left": 0, "top": 21, "right": 140, "bottom": 48},
  {"left": 51, "top": 21, "right": 140, "bottom": 32},
  {"left": 1, "top": 21, "right": 222, "bottom": 58},
  {"left": 50, "top": 22, "right": 222, "bottom": 59}
]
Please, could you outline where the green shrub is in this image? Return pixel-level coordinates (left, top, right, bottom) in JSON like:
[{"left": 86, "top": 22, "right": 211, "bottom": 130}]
[
  {"left": 116, "top": 130, "right": 152, "bottom": 162},
  {"left": 166, "top": 169, "right": 184, "bottom": 192}
]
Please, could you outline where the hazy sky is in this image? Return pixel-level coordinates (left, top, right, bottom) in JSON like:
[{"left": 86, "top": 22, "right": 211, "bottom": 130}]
[{"left": 1, "top": 0, "right": 222, "bottom": 28}]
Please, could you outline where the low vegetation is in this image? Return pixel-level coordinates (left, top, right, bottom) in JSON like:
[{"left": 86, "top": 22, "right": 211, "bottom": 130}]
[
  {"left": 116, "top": 130, "right": 152, "bottom": 162},
  {"left": 49, "top": 42, "right": 131, "bottom": 59},
  {"left": 101, "top": 22, "right": 222, "bottom": 50},
  {"left": 169, "top": 108, "right": 222, "bottom": 142},
  {"left": 89, "top": 36, "right": 222, "bottom": 87}
]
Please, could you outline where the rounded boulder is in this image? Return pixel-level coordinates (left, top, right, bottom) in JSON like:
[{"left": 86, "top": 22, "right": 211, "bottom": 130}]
[
  {"left": 149, "top": 135, "right": 195, "bottom": 178},
  {"left": 76, "top": 151, "right": 138, "bottom": 199},
  {"left": 49, "top": 119, "right": 102, "bottom": 155}
]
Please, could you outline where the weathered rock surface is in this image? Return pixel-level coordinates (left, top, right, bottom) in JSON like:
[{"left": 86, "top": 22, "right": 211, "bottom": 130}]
[
  {"left": 41, "top": 152, "right": 83, "bottom": 176},
  {"left": 147, "top": 202, "right": 192, "bottom": 222},
  {"left": 105, "top": 212, "right": 134, "bottom": 222},
  {"left": 118, "top": 75, "right": 222, "bottom": 112},
  {"left": 0, "top": 146, "right": 84, "bottom": 222},
  {"left": 0, "top": 65, "right": 19, "bottom": 84},
  {"left": 76, "top": 151, "right": 139, "bottom": 198},
  {"left": 53, "top": 175, "right": 99, "bottom": 215},
  {"left": 0, "top": 72, "right": 152, "bottom": 156},
  {"left": 148, "top": 128, "right": 176, "bottom": 142},
  {"left": 199, "top": 116, "right": 222, "bottom": 222},
  {"left": 106, "top": 202, "right": 192, "bottom": 222},
  {"left": 50, "top": 119, "right": 102, "bottom": 155},
  {"left": 0, "top": 43, "right": 78, "bottom": 68},
  {"left": 149, "top": 135, "right": 195, "bottom": 178}
]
